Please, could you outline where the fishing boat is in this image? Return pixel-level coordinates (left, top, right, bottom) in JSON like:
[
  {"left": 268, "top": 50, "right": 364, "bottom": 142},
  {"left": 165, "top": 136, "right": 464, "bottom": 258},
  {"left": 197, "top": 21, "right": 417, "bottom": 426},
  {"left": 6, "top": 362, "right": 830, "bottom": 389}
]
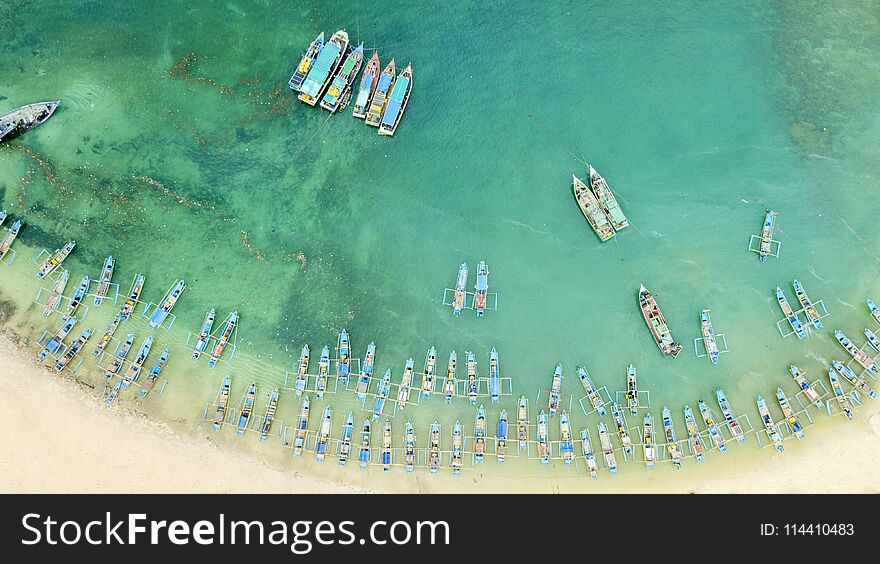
[
  {"left": 643, "top": 413, "right": 655, "bottom": 469},
  {"left": 0, "top": 210, "right": 5, "bottom": 227},
  {"left": 378, "top": 62, "right": 412, "bottom": 136},
  {"left": 443, "top": 350, "right": 457, "bottom": 403},
  {"left": 138, "top": 347, "right": 168, "bottom": 397},
  {"left": 517, "top": 395, "right": 529, "bottom": 448},
  {"left": 865, "top": 328, "right": 880, "bottom": 353},
  {"left": 65, "top": 276, "right": 90, "bottom": 316},
  {"left": 55, "top": 328, "right": 91, "bottom": 371},
  {"left": 496, "top": 410, "right": 508, "bottom": 464},
  {"left": 352, "top": 51, "right": 380, "bottom": 118},
  {"left": 451, "top": 420, "right": 463, "bottom": 476},
  {"left": 715, "top": 387, "right": 746, "bottom": 444},
  {"left": 698, "top": 399, "right": 727, "bottom": 453},
  {"left": 611, "top": 403, "right": 633, "bottom": 456},
  {"left": 537, "top": 410, "right": 551, "bottom": 465},
  {"left": 358, "top": 419, "right": 372, "bottom": 469},
  {"left": 120, "top": 273, "right": 144, "bottom": 320},
  {"left": 397, "top": 357, "right": 414, "bottom": 409},
  {"left": 42, "top": 270, "right": 69, "bottom": 316},
  {"left": 148, "top": 279, "right": 185, "bottom": 328},
  {"left": 451, "top": 262, "right": 468, "bottom": 316},
  {"left": 580, "top": 429, "right": 599, "bottom": 479},
  {"left": 577, "top": 366, "right": 606, "bottom": 415},
  {"left": 789, "top": 365, "right": 824, "bottom": 409},
  {"left": 212, "top": 376, "right": 231, "bottom": 430},
  {"left": 757, "top": 395, "right": 784, "bottom": 452},
  {"left": 293, "top": 396, "right": 310, "bottom": 456},
  {"left": 320, "top": 43, "right": 364, "bottom": 113},
  {"left": 259, "top": 388, "right": 279, "bottom": 442},
  {"left": 775, "top": 387, "right": 805, "bottom": 440},
  {"left": 37, "top": 240, "right": 75, "bottom": 278},
  {"left": 315, "top": 406, "right": 333, "bottom": 461},
  {"left": 381, "top": 419, "right": 393, "bottom": 471},
  {"left": 338, "top": 411, "right": 354, "bottom": 466},
  {"left": 0, "top": 101, "right": 59, "bottom": 142},
  {"left": 827, "top": 368, "right": 854, "bottom": 420},
  {"left": 662, "top": 407, "right": 683, "bottom": 469},
  {"left": 421, "top": 345, "right": 437, "bottom": 398},
  {"left": 289, "top": 32, "right": 325, "bottom": 91},
  {"left": 316, "top": 345, "right": 330, "bottom": 399},
  {"left": 404, "top": 419, "right": 416, "bottom": 473},
  {"left": 832, "top": 360, "right": 878, "bottom": 399},
  {"left": 236, "top": 383, "right": 256, "bottom": 436},
  {"left": 588, "top": 165, "right": 628, "bottom": 231},
  {"left": 474, "top": 260, "right": 489, "bottom": 318},
  {"left": 429, "top": 421, "right": 442, "bottom": 473},
  {"left": 597, "top": 422, "right": 618, "bottom": 476},
  {"left": 100, "top": 333, "right": 133, "bottom": 379},
  {"left": 572, "top": 175, "right": 615, "bottom": 242},
  {"left": 372, "top": 368, "right": 392, "bottom": 420},
  {"left": 489, "top": 347, "right": 500, "bottom": 402},
  {"left": 208, "top": 310, "right": 237, "bottom": 367},
  {"left": 466, "top": 351, "right": 479, "bottom": 405},
  {"left": 93, "top": 256, "right": 115, "bottom": 306},
  {"left": 560, "top": 411, "right": 574, "bottom": 466},
  {"left": 191, "top": 309, "right": 215, "bottom": 360},
  {"left": 700, "top": 309, "right": 721, "bottom": 364},
  {"left": 299, "top": 29, "right": 349, "bottom": 106},
  {"left": 122, "top": 335, "right": 153, "bottom": 387},
  {"left": 756, "top": 210, "right": 778, "bottom": 262},
  {"left": 474, "top": 405, "right": 487, "bottom": 463},
  {"left": 364, "top": 59, "right": 396, "bottom": 126},
  {"left": 39, "top": 315, "right": 77, "bottom": 361},
  {"left": 868, "top": 298, "right": 880, "bottom": 325},
  {"left": 294, "top": 344, "right": 310, "bottom": 397},
  {"left": 625, "top": 364, "right": 639, "bottom": 415},
  {"left": 548, "top": 362, "right": 563, "bottom": 417},
  {"left": 792, "top": 279, "right": 823, "bottom": 329},
  {"left": 834, "top": 330, "right": 879, "bottom": 373},
  {"left": 683, "top": 405, "right": 705, "bottom": 462},
  {"left": 356, "top": 341, "right": 376, "bottom": 400},
  {"left": 639, "top": 285, "right": 682, "bottom": 357},
  {"left": 335, "top": 329, "right": 351, "bottom": 385},
  {"left": 0, "top": 220, "right": 22, "bottom": 261},
  {"left": 776, "top": 287, "right": 806, "bottom": 339}
]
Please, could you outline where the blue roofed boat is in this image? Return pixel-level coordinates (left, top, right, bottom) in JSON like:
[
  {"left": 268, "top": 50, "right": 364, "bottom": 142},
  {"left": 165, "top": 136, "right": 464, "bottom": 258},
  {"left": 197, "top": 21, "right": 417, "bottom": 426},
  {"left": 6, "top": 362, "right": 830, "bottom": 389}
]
[
  {"left": 560, "top": 411, "right": 574, "bottom": 465},
  {"left": 868, "top": 298, "right": 880, "bottom": 325},
  {"left": 338, "top": 411, "right": 354, "bottom": 466},
  {"left": 293, "top": 396, "right": 310, "bottom": 456},
  {"left": 381, "top": 419, "right": 393, "bottom": 471},
  {"left": 315, "top": 406, "right": 333, "bottom": 461},
  {"left": 258, "top": 388, "right": 279, "bottom": 442},
  {"left": 372, "top": 368, "right": 392, "bottom": 420},
  {"left": 298, "top": 29, "right": 348, "bottom": 106},
  {"left": 537, "top": 410, "right": 551, "bottom": 464},
  {"left": 474, "top": 260, "right": 489, "bottom": 318},
  {"left": 212, "top": 376, "right": 231, "bottom": 430},
  {"left": 289, "top": 32, "right": 325, "bottom": 92},
  {"left": 776, "top": 287, "right": 806, "bottom": 339},
  {"left": 149, "top": 279, "right": 185, "bottom": 328},
  {"left": 793, "top": 278, "right": 823, "bottom": 329},
  {"left": 138, "top": 347, "right": 168, "bottom": 397},
  {"left": 700, "top": 309, "right": 720, "bottom": 364},
  {"left": 757, "top": 209, "right": 778, "bottom": 262},
  {"left": 356, "top": 341, "right": 376, "bottom": 400},
  {"left": 489, "top": 347, "right": 500, "bottom": 402},
  {"left": 364, "top": 59, "right": 396, "bottom": 126},
  {"left": 236, "top": 383, "right": 256, "bottom": 437},
  {"left": 40, "top": 315, "right": 77, "bottom": 360},
  {"left": 865, "top": 328, "right": 880, "bottom": 353},
  {"left": 352, "top": 51, "right": 380, "bottom": 118},
  {"left": 192, "top": 309, "right": 215, "bottom": 360},
  {"left": 320, "top": 43, "right": 364, "bottom": 113},
  {"left": 336, "top": 329, "right": 351, "bottom": 384},
  {"left": 496, "top": 410, "right": 508, "bottom": 464},
  {"left": 378, "top": 63, "right": 412, "bottom": 136},
  {"left": 358, "top": 418, "right": 371, "bottom": 469}
]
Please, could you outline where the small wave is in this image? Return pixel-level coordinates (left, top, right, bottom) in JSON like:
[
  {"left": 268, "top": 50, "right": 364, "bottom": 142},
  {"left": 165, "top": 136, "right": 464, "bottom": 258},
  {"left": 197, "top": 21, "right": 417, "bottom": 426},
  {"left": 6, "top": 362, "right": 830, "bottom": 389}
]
[
  {"left": 651, "top": 230, "right": 665, "bottom": 239},
  {"left": 836, "top": 298, "right": 856, "bottom": 310},
  {"left": 808, "top": 265, "right": 831, "bottom": 283}
]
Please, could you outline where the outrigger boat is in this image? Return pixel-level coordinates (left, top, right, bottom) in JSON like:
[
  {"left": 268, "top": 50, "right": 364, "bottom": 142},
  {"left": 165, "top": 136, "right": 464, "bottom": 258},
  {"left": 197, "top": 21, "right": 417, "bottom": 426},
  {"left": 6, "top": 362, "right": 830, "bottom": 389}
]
[
  {"left": 316, "top": 345, "right": 330, "bottom": 399},
  {"left": 37, "top": 240, "right": 75, "bottom": 278},
  {"left": 100, "top": 333, "right": 133, "bottom": 379},
  {"left": 289, "top": 32, "right": 325, "bottom": 91},
  {"left": 474, "top": 405, "right": 486, "bottom": 463},
  {"left": 421, "top": 346, "right": 437, "bottom": 398},
  {"left": 451, "top": 421, "right": 463, "bottom": 476},
  {"left": 148, "top": 279, "right": 185, "bottom": 328},
  {"left": 315, "top": 406, "right": 333, "bottom": 461},
  {"left": 537, "top": 410, "right": 551, "bottom": 465},
  {"left": 236, "top": 383, "right": 256, "bottom": 437},
  {"left": 404, "top": 419, "right": 416, "bottom": 473},
  {"left": 372, "top": 369, "right": 392, "bottom": 420},
  {"left": 577, "top": 366, "right": 606, "bottom": 415},
  {"left": 832, "top": 359, "right": 878, "bottom": 399},
  {"left": 474, "top": 260, "right": 489, "bottom": 318},
  {"left": 39, "top": 316, "right": 77, "bottom": 361},
  {"left": 381, "top": 419, "right": 393, "bottom": 471},
  {"left": 597, "top": 422, "right": 618, "bottom": 475},
  {"left": 639, "top": 285, "right": 682, "bottom": 357},
  {"left": 208, "top": 310, "right": 237, "bottom": 367},
  {"left": 466, "top": 351, "right": 479, "bottom": 404},
  {"left": 429, "top": 421, "right": 442, "bottom": 473},
  {"left": 443, "top": 350, "right": 457, "bottom": 403},
  {"left": 517, "top": 396, "right": 529, "bottom": 448},
  {"left": 700, "top": 309, "right": 720, "bottom": 364},
  {"left": 548, "top": 362, "right": 563, "bottom": 417},
  {"left": 698, "top": 399, "right": 727, "bottom": 453},
  {"left": 834, "top": 330, "right": 879, "bottom": 373},
  {"left": 378, "top": 62, "right": 412, "bottom": 136},
  {"left": 560, "top": 411, "right": 574, "bottom": 465},
  {"left": 42, "top": 271, "right": 69, "bottom": 316},
  {"left": 122, "top": 335, "right": 153, "bottom": 388},
  {"left": 299, "top": 29, "right": 349, "bottom": 105},
  {"left": 828, "top": 369, "right": 854, "bottom": 420},
  {"left": 625, "top": 364, "right": 638, "bottom": 416},
  {"left": 643, "top": 413, "right": 655, "bottom": 469},
  {"left": 776, "top": 287, "right": 806, "bottom": 339},
  {"left": 489, "top": 347, "right": 500, "bottom": 402},
  {"left": 775, "top": 387, "right": 805, "bottom": 440},
  {"left": 397, "top": 357, "right": 414, "bottom": 409},
  {"left": 294, "top": 344, "right": 310, "bottom": 397},
  {"left": 0, "top": 220, "right": 22, "bottom": 261},
  {"left": 792, "top": 279, "right": 823, "bottom": 329},
  {"left": 868, "top": 298, "right": 880, "bottom": 325},
  {"left": 320, "top": 43, "right": 364, "bottom": 113},
  {"left": 715, "top": 387, "right": 746, "bottom": 444},
  {"left": 662, "top": 407, "right": 683, "bottom": 469},
  {"left": 756, "top": 210, "right": 778, "bottom": 263},
  {"left": 139, "top": 347, "right": 168, "bottom": 397},
  {"left": 588, "top": 165, "right": 629, "bottom": 231},
  {"left": 93, "top": 256, "right": 115, "bottom": 306},
  {"left": 120, "top": 273, "right": 144, "bottom": 321},
  {"left": 55, "top": 328, "right": 90, "bottom": 371},
  {"left": 336, "top": 329, "right": 351, "bottom": 384},
  {"left": 683, "top": 405, "right": 705, "bottom": 462},
  {"left": 191, "top": 309, "right": 215, "bottom": 360},
  {"left": 65, "top": 276, "right": 90, "bottom": 316},
  {"left": 358, "top": 419, "right": 372, "bottom": 469},
  {"left": 356, "top": 341, "right": 376, "bottom": 400},
  {"left": 611, "top": 403, "right": 633, "bottom": 456},
  {"left": 293, "top": 396, "right": 310, "bottom": 456},
  {"left": 352, "top": 51, "right": 380, "bottom": 119},
  {"left": 338, "top": 411, "right": 354, "bottom": 466},
  {"left": 789, "top": 364, "right": 824, "bottom": 409},
  {"left": 0, "top": 210, "right": 5, "bottom": 227},
  {"left": 1, "top": 101, "right": 60, "bottom": 142},
  {"left": 757, "top": 395, "right": 784, "bottom": 452},
  {"left": 572, "top": 175, "right": 615, "bottom": 242},
  {"left": 451, "top": 262, "right": 468, "bottom": 316},
  {"left": 865, "top": 328, "right": 880, "bottom": 353},
  {"left": 580, "top": 429, "right": 599, "bottom": 478},
  {"left": 364, "top": 59, "right": 396, "bottom": 126},
  {"left": 212, "top": 376, "right": 231, "bottom": 430},
  {"left": 497, "top": 410, "right": 508, "bottom": 464},
  {"left": 258, "top": 388, "right": 279, "bottom": 442}
]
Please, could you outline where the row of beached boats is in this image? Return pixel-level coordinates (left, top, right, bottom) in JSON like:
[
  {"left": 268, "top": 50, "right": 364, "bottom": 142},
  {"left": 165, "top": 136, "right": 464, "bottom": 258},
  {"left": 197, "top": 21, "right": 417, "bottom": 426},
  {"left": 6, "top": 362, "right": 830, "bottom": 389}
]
[
  {"left": 572, "top": 166, "right": 629, "bottom": 242},
  {"left": 289, "top": 30, "right": 413, "bottom": 136}
]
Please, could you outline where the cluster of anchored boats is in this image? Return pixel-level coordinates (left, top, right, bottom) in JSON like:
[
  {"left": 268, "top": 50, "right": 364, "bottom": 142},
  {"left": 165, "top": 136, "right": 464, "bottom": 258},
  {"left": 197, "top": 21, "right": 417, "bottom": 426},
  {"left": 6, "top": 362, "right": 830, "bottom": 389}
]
[
  {"left": 572, "top": 165, "right": 629, "bottom": 242},
  {"left": 289, "top": 30, "right": 413, "bottom": 136}
]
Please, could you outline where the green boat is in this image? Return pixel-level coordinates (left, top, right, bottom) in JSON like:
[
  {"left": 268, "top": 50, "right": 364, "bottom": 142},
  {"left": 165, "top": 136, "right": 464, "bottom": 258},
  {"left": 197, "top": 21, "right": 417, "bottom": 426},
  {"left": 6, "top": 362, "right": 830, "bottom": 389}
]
[{"left": 320, "top": 43, "right": 364, "bottom": 113}]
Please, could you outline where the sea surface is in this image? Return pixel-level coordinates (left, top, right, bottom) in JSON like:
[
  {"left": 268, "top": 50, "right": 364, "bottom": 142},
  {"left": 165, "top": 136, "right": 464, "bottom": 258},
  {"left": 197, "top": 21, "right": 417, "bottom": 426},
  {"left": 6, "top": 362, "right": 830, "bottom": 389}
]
[{"left": 1, "top": 0, "right": 879, "bottom": 489}]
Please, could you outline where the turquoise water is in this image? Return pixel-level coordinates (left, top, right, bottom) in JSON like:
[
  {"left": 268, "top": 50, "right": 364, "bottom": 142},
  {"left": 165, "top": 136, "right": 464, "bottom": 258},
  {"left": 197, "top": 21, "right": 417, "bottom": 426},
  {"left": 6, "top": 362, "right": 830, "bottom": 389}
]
[{"left": 1, "top": 0, "right": 879, "bottom": 485}]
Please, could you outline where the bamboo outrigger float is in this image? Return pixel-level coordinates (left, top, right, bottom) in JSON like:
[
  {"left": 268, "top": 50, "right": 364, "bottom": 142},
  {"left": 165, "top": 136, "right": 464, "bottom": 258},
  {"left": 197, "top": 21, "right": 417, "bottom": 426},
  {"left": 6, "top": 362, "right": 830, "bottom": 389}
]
[
  {"left": 100, "top": 333, "right": 133, "bottom": 379},
  {"left": 792, "top": 278, "right": 823, "bottom": 330},
  {"left": 381, "top": 419, "right": 393, "bottom": 472},
  {"left": 315, "top": 406, "right": 333, "bottom": 461},
  {"left": 192, "top": 309, "right": 215, "bottom": 360},
  {"left": 776, "top": 287, "right": 806, "bottom": 339},
  {"left": 444, "top": 350, "right": 457, "bottom": 403},
  {"left": 496, "top": 410, "right": 508, "bottom": 464},
  {"left": 0, "top": 220, "right": 22, "bottom": 262},
  {"left": 827, "top": 369, "right": 855, "bottom": 420},
  {"left": 588, "top": 165, "right": 629, "bottom": 231},
  {"left": 212, "top": 376, "right": 231, "bottom": 430},
  {"left": 66, "top": 276, "right": 90, "bottom": 317},
  {"left": 294, "top": 344, "right": 310, "bottom": 397},
  {"left": 148, "top": 279, "right": 185, "bottom": 328},
  {"left": 372, "top": 369, "right": 392, "bottom": 420},
  {"left": 757, "top": 395, "right": 784, "bottom": 452},
  {"left": 320, "top": 43, "right": 364, "bottom": 113},
  {"left": 42, "top": 271, "right": 69, "bottom": 316},
  {"left": 397, "top": 357, "right": 414, "bottom": 409},
  {"left": 356, "top": 341, "right": 376, "bottom": 400},
  {"left": 598, "top": 422, "right": 618, "bottom": 475},
  {"left": 208, "top": 310, "right": 237, "bottom": 367},
  {"left": 378, "top": 62, "right": 412, "bottom": 136},
  {"left": 451, "top": 420, "right": 463, "bottom": 476},
  {"left": 336, "top": 329, "right": 351, "bottom": 385},
  {"left": 790, "top": 365, "right": 824, "bottom": 409},
  {"left": 611, "top": 403, "right": 633, "bottom": 457},
  {"left": 421, "top": 345, "right": 437, "bottom": 398},
  {"left": 560, "top": 411, "right": 574, "bottom": 465},
  {"left": 715, "top": 387, "right": 746, "bottom": 444},
  {"left": 37, "top": 240, "right": 75, "bottom": 279},
  {"left": 572, "top": 174, "right": 615, "bottom": 242},
  {"left": 55, "top": 328, "right": 90, "bottom": 371},
  {"left": 289, "top": 32, "right": 325, "bottom": 92},
  {"left": 662, "top": 407, "right": 683, "bottom": 469},
  {"left": 537, "top": 410, "right": 551, "bottom": 465},
  {"left": 93, "top": 256, "right": 115, "bottom": 306},
  {"left": 120, "top": 273, "right": 144, "bottom": 321},
  {"left": 698, "top": 399, "right": 727, "bottom": 453},
  {"left": 834, "top": 330, "right": 879, "bottom": 374},
  {"left": 429, "top": 421, "right": 442, "bottom": 473},
  {"left": 358, "top": 418, "right": 371, "bottom": 469},
  {"left": 40, "top": 316, "right": 77, "bottom": 361},
  {"left": 683, "top": 405, "right": 705, "bottom": 462},
  {"left": 0, "top": 101, "right": 59, "bottom": 142},
  {"left": 122, "top": 335, "right": 152, "bottom": 388},
  {"left": 139, "top": 348, "right": 168, "bottom": 397},
  {"left": 259, "top": 388, "right": 279, "bottom": 442},
  {"left": 338, "top": 411, "right": 354, "bottom": 466},
  {"left": 404, "top": 419, "right": 416, "bottom": 472},
  {"left": 352, "top": 51, "right": 379, "bottom": 119},
  {"left": 775, "top": 387, "right": 805, "bottom": 440},
  {"left": 580, "top": 429, "right": 599, "bottom": 479},
  {"left": 578, "top": 365, "right": 607, "bottom": 415},
  {"left": 299, "top": 29, "right": 349, "bottom": 106},
  {"left": 364, "top": 59, "right": 396, "bottom": 126},
  {"left": 625, "top": 364, "right": 638, "bottom": 416},
  {"left": 548, "top": 362, "right": 563, "bottom": 417},
  {"left": 639, "top": 285, "right": 682, "bottom": 357},
  {"left": 474, "top": 405, "right": 487, "bottom": 463},
  {"left": 236, "top": 383, "right": 256, "bottom": 437},
  {"left": 293, "top": 396, "right": 310, "bottom": 456},
  {"left": 489, "top": 347, "right": 500, "bottom": 403},
  {"left": 316, "top": 345, "right": 330, "bottom": 399},
  {"left": 832, "top": 360, "right": 878, "bottom": 399},
  {"left": 643, "top": 413, "right": 655, "bottom": 469},
  {"left": 466, "top": 351, "right": 478, "bottom": 405},
  {"left": 517, "top": 396, "right": 529, "bottom": 448},
  {"left": 451, "top": 262, "right": 468, "bottom": 316}
]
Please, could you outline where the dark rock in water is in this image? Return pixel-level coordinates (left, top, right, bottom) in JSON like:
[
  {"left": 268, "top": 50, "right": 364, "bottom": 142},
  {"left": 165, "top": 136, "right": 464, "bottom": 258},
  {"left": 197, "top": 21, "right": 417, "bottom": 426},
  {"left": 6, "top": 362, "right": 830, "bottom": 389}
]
[
  {"left": 0, "top": 296, "right": 16, "bottom": 324},
  {"left": 0, "top": 95, "right": 7, "bottom": 101}
]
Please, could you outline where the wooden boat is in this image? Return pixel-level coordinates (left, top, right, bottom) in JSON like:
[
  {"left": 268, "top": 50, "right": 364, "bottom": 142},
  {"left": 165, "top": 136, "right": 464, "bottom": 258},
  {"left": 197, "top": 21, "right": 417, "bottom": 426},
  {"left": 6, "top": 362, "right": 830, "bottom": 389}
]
[
  {"left": 560, "top": 411, "right": 574, "bottom": 465},
  {"left": 42, "top": 270, "right": 69, "bottom": 316},
  {"left": 597, "top": 422, "right": 618, "bottom": 476},
  {"left": 827, "top": 368, "right": 854, "bottom": 420},
  {"left": 352, "top": 51, "right": 380, "bottom": 119},
  {"left": 289, "top": 32, "right": 325, "bottom": 91},
  {"left": 397, "top": 357, "right": 414, "bottom": 409},
  {"left": 789, "top": 364, "right": 823, "bottom": 409},
  {"left": 700, "top": 309, "right": 720, "bottom": 364},
  {"left": 757, "top": 395, "right": 784, "bottom": 452},
  {"left": 572, "top": 175, "right": 615, "bottom": 242},
  {"left": 474, "top": 405, "right": 487, "bottom": 463},
  {"left": 0, "top": 220, "right": 22, "bottom": 261},
  {"left": 466, "top": 351, "right": 479, "bottom": 405},
  {"left": 192, "top": 309, "right": 215, "bottom": 360},
  {"left": 429, "top": 421, "right": 441, "bottom": 473},
  {"left": 336, "top": 329, "right": 351, "bottom": 384},
  {"left": 451, "top": 262, "right": 468, "bottom": 316},
  {"left": 55, "top": 328, "right": 90, "bottom": 371},
  {"left": 662, "top": 407, "right": 683, "bottom": 469},
  {"left": 0, "top": 210, "right": 5, "bottom": 227},
  {"left": 138, "top": 347, "right": 168, "bottom": 397},
  {"left": 299, "top": 29, "right": 349, "bottom": 105},
  {"left": 832, "top": 360, "right": 878, "bottom": 399},
  {"left": 378, "top": 62, "right": 412, "bottom": 136},
  {"left": 236, "top": 383, "right": 256, "bottom": 437},
  {"left": 496, "top": 410, "right": 508, "bottom": 464},
  {"left": 212, "top": 376, "right": 231, "bottom": 430},
  {"left": 537, "top": 410, "right": 551, "bottom": 465},
  {"left": 294, "top": 344, "right": 309, "bottom": 397},
  {"left": 40, "top": 315, "right": 77, "bottom": 360},
  {"left": 258, "top": 388, "right": 279, "bottom": 442},
  {"left": 320, "top": 43, "right": 364, "bottom": 113},
  {"left": 421, "top": 345, "right": 437, "bottom": 398},
  {"left": 443, "top": 350, "right": 457, "bottom": 403},
  {"left": 148, "top": 279, "right": 185, "bottom": 328},
  {"left": 315, "top": 406, "right": 333, "bottom": 461},
  {"left": 293, "top": 396, "right": 310, "bottom": 456},
  {"left": 792, "top": 278, "right": 823, "bottom": 329},
  {"left": 588, "top": 164, "right": 628, "bottom": 231},
  {"left": 122, "top": 335, "right": 153, "bottom": 387},
  {"left": 775, "top": 387, "right": 805, "bottom": 440},
  {"left": 698, "top": 399, "right": 727, "bottom": 453},
  {"left": 643, "top": 413, "right": 655, "bottom": 469},
  {"left": 757, "top": 210, "right": 778, "bottom": 262},
  {"left": 474, "top": 260, "right": 489, "bottom": 318},
  {"left": 868, "top": 298, "right": 880, "bottom": 325},
  {"left": 865, "top": 328, "right": 880, "bottom": 353},
  {"left": 119, "top": 273, "right": 144, "bottom": 320},
  {"left": 517, "top": 395, "right": 529, "bottom": 448},
  {"left": 358, "top": 418, "right": 371, "bottom": 469},
  {"left": 683, "top": 405, "right": 705, "bottom": 462},
  {"left": 338, "top": 411, "right": 354, "bottom": 466},
  {"left": 776, "top": 287, "right": 806, "bottom": 339},
  {"left": 715, "top": 387, "right": 746, "bottom": 444},
  {"left": 489, "top": 347, "right": 500, "bottom": 402},
  {"left": 548, "top": 362, "right": 563, "bottom": 417},
  {"left": 364, "top": 59, "right": 396, "bottom": 126},
  {"left": 577, "top": 365, "right": 606, "bottom": 415},
  {"left": 580, "top": 429, "right": 599, "bottom": 479},
  {"left": 356, "top": 341, "right": 376, "bottom": 400},
  {"left": 37, "top": 240, "right": 75, "bottom": 278},
  {"left": 100, "top": 333, "right": 133, "bottom": 379},
  {"left": 316, "top": 345, "right": 330, "bottom": 399},
  {"left": 451, "top": 420, "right": 463, "bottom": 476},
  {"left": 611, "top": 403, "right": 633, "bottom": 456},
  {"left": 381, "top": 419, "right": 393, "bottom": 471},
  {"left": 372, "top": 368, "right": 392, "bottom": 420},
  {"left": 93, "top": 256, "right": 115, "bottom": 306},
  {"left": 208, "top": 310, "right": 237, "bottom": 367},
  {"left": 625, "top": 364, "right": 638, "bottom": 415},
  {"left": 65, "top": 275, "right": 90, "bottom": 316},
  {"left": 0, "top": 101, "right": 59, "bottom": 142},
  {"left": 834, "top": 330, "right": 879, "bottom": 373},
  {"left": 404, "top": 419, "right": 416, "bottom": 473},
  {"left": 639, "top": 285, "right": 682, "bottom": 357}
]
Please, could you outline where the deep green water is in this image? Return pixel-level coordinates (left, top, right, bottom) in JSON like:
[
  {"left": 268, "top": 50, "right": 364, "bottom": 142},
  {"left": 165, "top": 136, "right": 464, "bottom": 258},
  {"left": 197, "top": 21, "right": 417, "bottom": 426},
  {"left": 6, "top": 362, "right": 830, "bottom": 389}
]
[{"left": 1, "top": 0, "right": 879, "bottom": 486}]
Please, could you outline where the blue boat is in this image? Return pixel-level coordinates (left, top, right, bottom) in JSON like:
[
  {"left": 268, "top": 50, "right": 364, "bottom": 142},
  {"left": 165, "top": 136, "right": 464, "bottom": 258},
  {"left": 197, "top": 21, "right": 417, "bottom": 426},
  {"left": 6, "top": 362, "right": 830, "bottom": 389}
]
[
  {"left": 293, "top": 396, "right": 310, "bottom": 456},
  {"left": 338, "top": 411, "right": 354, "bottom": 466},
  {"left": 0, "top": 219, "right": 22, "bottom": 262},
  {"left": 683, "top": 405, "right": 706, "bottom": 462},
  {"left": 643, "top": 412, "right": 655, "bottom": 469},
  {"left": 236, "top": 383, "right": 256, "bottom": 437},
  {"left": 548, "top": 362, "right": 563, "bottom": 417},
  {"left": 207, "top": 310, "right": 237, "bottom": 367},
  {"left": 37, "top": 240, "right": 75, "bottom": 278},
  {"left": 793, "top": 278, "right": 823, "bottom": 329},
  {"left": 869, "top": 298, "right": 880, "bottom": 325},
  {"left": 320, "top": 43, "right": 364, "bottom": 113},
  {"left": 789, "top": 364, "right": 824, "bottom": 409},
  {"left": 336, "top": 329, "right": 351, "bottom": 385},
  {"left": 93, "top": 256, "right": 115, "bottom": 306},
  {"left": 364, "top": 59, "right": 396, "bottom": 126},
  {"left": 496, "top": 410, "right": 509, "bottom": 464},
  {"left": 421, "top": 346, "right": 437, "bottom": 398},
  {"left": 489, "top": 347, "right": 500, "bottom": 402},
  {"left": 474, "top": 260, "right": 489, "bottom": 318},
  {"left": 192, "top": 309, "right": 215, "bottom": 360},
  {"left": 577, "top": 365, "right": 606, "bottom": 416},
  {"left": 776, "top": 287, "right": 806, "bottom": 339},
  {"left": 775, "top": 387, "right": 805, "bottom": 440},
  {"left": 138, "top": 347, "right": 168, "bottom": 397},
  {"left": 372, "top": 368, "right": 392, "bottom": 420},
  {"left": 451, "top": 420, "right": 463, "bottom": 476},
  {"left": 356, "top": 341, "right": 376, "bottom": 400},
  {"left": 315, "top": 406, "right": 332, "bottom": 461},
  {"left": 560, "top": 411, "right": 574, "bottom": 465},
  {"left": 352, "top": 51, "right": 380, "bottom": 119},
  {"left": 212, "top": 376, "right": 231, "bottom": 430},
  {"left": 258, "top": 388, "right": 279, "bottom": 442},
  {"left": 537, "top": 410, "right": 551, "bottom": 464},
  {"left": 428, "top": 421, "right": 442, "bottom": 473},
  {"left": 122, "top": 335, "right": 153, "bottom": 388},
  {"left": 357, "top": 418, "right": 371, "bottom": 469},
  {"left": 378, "top": 63, "right": 412, "bottom": 136},
  {"left": 828, "top": 368, "right": 855, "bottom": 420},
  {"left": 65, "top": 276, "right": 90, "bottom": 317},
  {"left": 662, "top": 407, "right": 683, "bottom": 469},
  {"left": 466, "top": 351, "right": 479, "bottom": 405},
  {"left": 474, "top": 405, "right": 486, "bottom": 463},
  {"left": 757, "top": 209, "right": 778, "bottom": 262},
  {"left": 443, "top": 350, "right": 457, "bottom": 403},
  {"left": 119, "top": 273, "right": 144, "bottom": 321},
  {"left": 148, "top": 279, "right": 185, "bottom": 328},
  {"left": 698, "top": 399, "right": 727, "bottom": 453},
  {"left": 611, "top": 403, "right": 633, "bottom": 456},
  {"left": 597, "top": 422, "right": 618, "bottom": 475},
  {"left": 299, "top": 30, "right": 348, "bottom": 106},
  {"left": 39, "top": 315, "right": 77, "bottom": 360},
  {"left": 832, "top": 359, "right": 878, "bottom": 399},
  {"left": 404, "top": 419, "right": 416, "bottom": 473},
  {"left": 294, "top": 344, "right": 309, "bottom": 397},
  {"left": 100, "top": 333, "right": 134, "bottom": 380},
  {"left": 381, "top": 419, "right": 393, "bottom": 471},
  {"left": 580, "top": 429, "right": 599, "bottom": 478},
  {"left": 316, "top": 345, "right": 330, "bottom": 399},
  {"left": 715, "top": 387, "right": 746, "bottom": 444},
  {"left": 700, "top": 309, "right": 720, "bottom": 364},
  {"left": 757, "top": 395, "right": 784, "bottom": 452},
  {"left": 289, "top": 32, "right": 325, "bottom": 91}
]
